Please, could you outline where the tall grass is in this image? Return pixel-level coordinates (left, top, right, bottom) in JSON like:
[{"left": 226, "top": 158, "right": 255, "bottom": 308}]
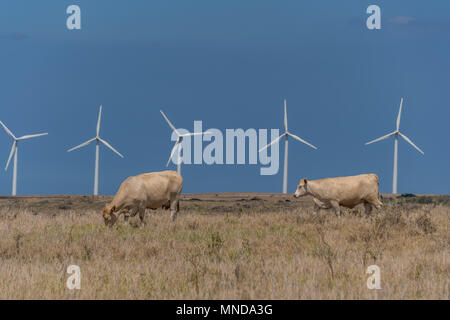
[{"left": 0, "top": 200, "right": 448, "bottom": 299}]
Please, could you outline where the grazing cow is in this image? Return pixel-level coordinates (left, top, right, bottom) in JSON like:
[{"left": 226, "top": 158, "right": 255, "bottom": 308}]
[
  {"left": 102, "top": 170, "right": 183, "bottom": 226},
  {"left": 293, "top": 174, "right": 382, "bottom": 216}
]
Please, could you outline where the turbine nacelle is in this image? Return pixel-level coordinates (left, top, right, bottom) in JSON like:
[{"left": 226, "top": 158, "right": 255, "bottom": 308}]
[{"left": 160, "top": 110, "right": 211, "bottom": 171}]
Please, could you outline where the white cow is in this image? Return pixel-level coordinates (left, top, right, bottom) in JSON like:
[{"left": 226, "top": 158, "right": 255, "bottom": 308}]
[
  {"left": 102, "top": 170, "right": 183, "bottom": 226},
  {"left": 294, "top": 174, "right": 382, "bottom": 216}
]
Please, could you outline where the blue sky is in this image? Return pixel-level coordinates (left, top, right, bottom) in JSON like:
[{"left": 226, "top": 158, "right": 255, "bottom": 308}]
[{"left": 0, "top": 1, "right": 449, "bottom": 195}]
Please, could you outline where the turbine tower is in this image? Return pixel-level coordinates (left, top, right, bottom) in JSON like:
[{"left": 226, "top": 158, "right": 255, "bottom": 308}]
[
  {"left": 68, "top": 105, "right": 123, "bottom": 196},
  {"left": 259, "top": 99, "right": 317, "bottom": 194},
  {"left": 0, "top": 120, "right": 48, "bottom": 195},
  {"left": 365, "top": 98, "right": 424, "bottom": 194},
  {"left": 160, "top": 110, "right": 210, "bottom": 175}
]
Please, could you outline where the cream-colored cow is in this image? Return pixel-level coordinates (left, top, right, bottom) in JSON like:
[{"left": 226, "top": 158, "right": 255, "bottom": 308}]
[
  {"left": 102, "top": 170, "right": 183, "bottom": 226},
  {"left": 294, "top": 174, "right": 382, "bottom": 216}
]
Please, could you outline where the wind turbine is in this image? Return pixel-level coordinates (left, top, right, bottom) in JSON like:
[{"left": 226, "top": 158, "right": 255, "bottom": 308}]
[
  {"left": 67, "top": 105, "right": 123, "bottom": 196},
  {"left": 365, "top": 97, "right": 424, "bottom": 194},
  {"left": 0, "top": 120, "right": 48, "bottom": 195},
  {"left": 160, "top": 110, "right": 210, "bottom": 175},
  {"left": 259, "top": 99, "right": 317, "bottom": 194}
]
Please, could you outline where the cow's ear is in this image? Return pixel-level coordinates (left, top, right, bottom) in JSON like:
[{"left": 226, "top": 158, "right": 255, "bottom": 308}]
[{"left": 303, "top": 178, "right": 308, "bottom": 185}]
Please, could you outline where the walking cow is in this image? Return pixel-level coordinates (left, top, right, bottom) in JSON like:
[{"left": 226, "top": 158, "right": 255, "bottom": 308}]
[{"left": 294, "top": 174, "right": 382, "bottom": 217}]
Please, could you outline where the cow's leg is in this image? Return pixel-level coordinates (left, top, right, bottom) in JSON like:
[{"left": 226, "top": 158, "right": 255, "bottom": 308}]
[
  {"left": 313, "top": 203, "right": 319, "bottom": 215},
  {"left": 170, "top": 194, "right": 179, "bottom": 221},
  {"left": 312, "top": 198, "right": 326, "bottom": 215},
  {"left": 120, "top": 209, "right": 129, "bottom": 221},
  {"left": 130, "top": 207, "right": 139, "bottom": 217},
  {"left": 373, "top": 198, "right": 383, "bottom": 210},
  {"left": 366, "top": 197, "right": 382, "bottom": 216},
  {"left": 124, "top": 207, "right": 138, "bottom": 222},
  {"left": 138, "top": 207, "right": 146, "bottom": 226},
  {"left": 330, "top": 200, "right": 341, "bottom": 217},
  {"left": 162, "top": 200, "right": 171, "bottom": 210},
  {"left": 119, "top": 208, "right": 130, "bottom": 221},
  {"left": 364, "top": 203, "right": 373, "bottom": 217}
]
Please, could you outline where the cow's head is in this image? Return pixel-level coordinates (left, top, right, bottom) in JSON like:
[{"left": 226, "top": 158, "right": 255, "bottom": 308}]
[
  {"left": 102, "top": 204, "right": 117, "bottom": 226},
  {"left": 294, "top": 178, "right": 308, "bottom": 198}
]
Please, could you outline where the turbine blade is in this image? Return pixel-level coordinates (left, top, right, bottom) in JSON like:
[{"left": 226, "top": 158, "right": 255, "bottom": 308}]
[
  {"left": 284, "top": 99, "right": 288, "bottom": 132},
  {"left": 5, "top": 141, "right": 16, "bottom": 171},
  {"left": 288, "top": 132, "right": 318, "bottom": 149},
  {"left": 99, "top": 138, "right": 124, "bottom": 158},
  {"left": 67, "top": 138, "right": 96, "bottom": 152},
  {"left": 160, "top": 110, "right": 179, "bottom": 135},
  {"left": 399, "top": 132, "right": 424, "bottom": 155},
  {"left": 365, "top": 132, "right": 396, "bottom": 145},
  {"left": 396, "top": 98, "right": 403, "bottom": 131},
  {"left": 0, "top": 120, "right": 15, "bottom": 139},
  {"left": 166, "top": 141, "right": 181, "bottom": 167},
  {"left": 17, "top": 133, "right": 48, "bottom": 140},
  {"left": 182, "top": 131, "right": 212, "bottom": 137},
  {"left": 258, "top": 134, "right": 285, "bottom": 153},
  {"left": 97, "top": 105, "right": 102, "bottom": 136}
]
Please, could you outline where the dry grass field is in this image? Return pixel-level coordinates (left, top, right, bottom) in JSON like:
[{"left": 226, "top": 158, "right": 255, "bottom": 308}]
[{"left": 0, "top": 193, "right": 448, "bottom": 299}]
